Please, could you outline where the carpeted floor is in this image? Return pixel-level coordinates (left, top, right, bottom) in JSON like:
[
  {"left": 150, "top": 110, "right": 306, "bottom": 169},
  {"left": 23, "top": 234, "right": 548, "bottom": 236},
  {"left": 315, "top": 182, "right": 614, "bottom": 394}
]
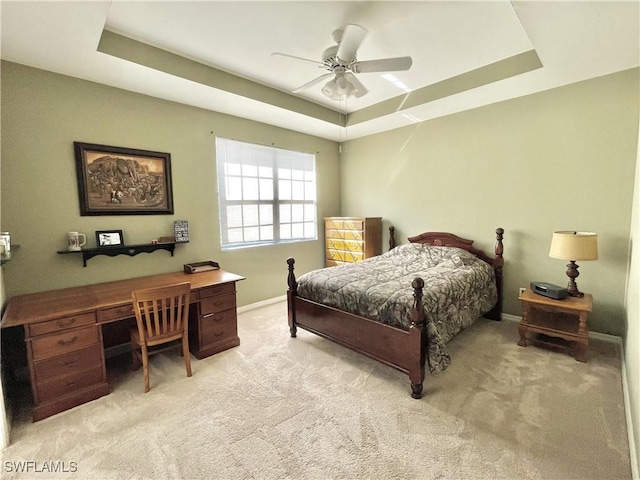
[{"left": 1, "top": 301, "right": 631, "bottom": 479}]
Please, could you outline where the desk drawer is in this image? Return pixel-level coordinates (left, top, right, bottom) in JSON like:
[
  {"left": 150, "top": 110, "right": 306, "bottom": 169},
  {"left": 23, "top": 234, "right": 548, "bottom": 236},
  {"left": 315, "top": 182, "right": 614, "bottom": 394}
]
[
  {"left": 36, "top": 366, "right": 104, "bottom": 404},
  {"left": 99, "top": 304, "right": 135, "bottom": 323},
  {"left": 34, "top": 345, "right": 103, "bottom": 382},
  {"left": 198, "top": 283, "right": 235, "bottom": 299},
  {"left": 200, "top": 310, "right": 237, "bottom": 344},
  {"left": 200, "top": 294, "right": 236, "bottom": 315},
  {"left": 28, "top": 312, "right": 96, "bottom": 337},
  {"left": 31, "top": 326, "right": 100, "bottom": 361}
]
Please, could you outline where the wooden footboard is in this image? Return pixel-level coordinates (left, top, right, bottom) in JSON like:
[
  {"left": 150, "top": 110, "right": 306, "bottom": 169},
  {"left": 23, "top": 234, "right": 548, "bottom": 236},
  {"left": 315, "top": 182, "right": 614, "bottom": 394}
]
[
  {"left": 288, "top": 258, "right": 428, "bottom": 398},
  {"left": 287, "top": 227, "right": 504, "bottom": 399}
]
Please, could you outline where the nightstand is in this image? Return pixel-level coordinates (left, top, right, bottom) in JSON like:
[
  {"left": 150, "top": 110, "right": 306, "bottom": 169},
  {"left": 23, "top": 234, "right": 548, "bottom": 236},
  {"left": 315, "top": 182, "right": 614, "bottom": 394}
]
[{"left": 517, "top": 289, "right": 593, "bottom": 362}]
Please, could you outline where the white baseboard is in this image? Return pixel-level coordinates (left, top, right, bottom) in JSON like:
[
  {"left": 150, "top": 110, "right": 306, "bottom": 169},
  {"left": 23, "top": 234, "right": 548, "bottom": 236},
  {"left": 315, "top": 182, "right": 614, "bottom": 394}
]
[
  {"left": 237, "top": 295, "right": 286, "bottom": 314},
  {"left": 500, "top": 313, "right": 522, "bottom": 323},
  {"left": 621, "top": 342, "right": 639, "bottom": 479}
]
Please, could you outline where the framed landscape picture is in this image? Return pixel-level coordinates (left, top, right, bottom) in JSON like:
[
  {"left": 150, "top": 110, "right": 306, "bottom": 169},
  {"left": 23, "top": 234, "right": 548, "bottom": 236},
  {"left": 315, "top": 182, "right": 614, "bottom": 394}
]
[{"left": 74, "top": 142, "right": 174, "bottom": 216}]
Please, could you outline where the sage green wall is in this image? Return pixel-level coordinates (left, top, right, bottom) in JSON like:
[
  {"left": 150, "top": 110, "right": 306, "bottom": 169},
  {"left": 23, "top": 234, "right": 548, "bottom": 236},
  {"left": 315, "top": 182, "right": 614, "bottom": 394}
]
[
  {"left": 340, "top": 68, "right": 640, "bottom": 336},
  {"left": 0, "top": 61, "right": 340, "bottom": 305}
]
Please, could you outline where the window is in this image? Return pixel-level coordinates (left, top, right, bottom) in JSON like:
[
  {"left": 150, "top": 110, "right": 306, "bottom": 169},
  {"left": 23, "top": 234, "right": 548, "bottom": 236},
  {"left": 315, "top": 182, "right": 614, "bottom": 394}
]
[{"left": 215, "top": 137, "right": 317, "bottom": 249}]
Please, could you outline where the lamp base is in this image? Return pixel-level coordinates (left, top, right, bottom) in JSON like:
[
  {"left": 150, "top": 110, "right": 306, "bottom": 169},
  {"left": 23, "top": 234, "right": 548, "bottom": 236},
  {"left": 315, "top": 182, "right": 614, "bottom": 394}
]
[{"left": 566, "top": 261, "right": 584, "bottom": 297}]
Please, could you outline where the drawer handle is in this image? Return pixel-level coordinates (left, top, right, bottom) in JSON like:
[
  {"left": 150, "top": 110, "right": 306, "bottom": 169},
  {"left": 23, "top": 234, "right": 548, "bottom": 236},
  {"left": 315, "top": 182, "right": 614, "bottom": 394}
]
[
  {"left": 61, "top": 358, "right": 78, "bottom": 366},
  {"left": 202, "top": 312, "right": 217, "bottom": 319},
  {"left": 57, "top": 336, "right": 78, "bottom": 347},
  {"left": 56, "top": 318, "right": 76, "bottom": 328},
  {"left": 214, "top": 331, "right": 224, "bottom": 337}
]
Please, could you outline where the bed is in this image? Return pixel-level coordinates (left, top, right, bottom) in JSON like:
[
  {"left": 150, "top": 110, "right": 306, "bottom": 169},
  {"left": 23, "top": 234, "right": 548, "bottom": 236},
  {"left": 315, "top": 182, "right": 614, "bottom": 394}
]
[{"left": 286, "top": 227, "right": 504, "bottom": 398}]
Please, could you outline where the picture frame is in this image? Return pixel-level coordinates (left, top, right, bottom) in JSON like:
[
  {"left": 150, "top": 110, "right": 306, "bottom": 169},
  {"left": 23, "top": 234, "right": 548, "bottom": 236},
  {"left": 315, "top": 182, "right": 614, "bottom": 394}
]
[
  {"left": 95, "top": 230, "right": 124, "bottom": 248},
  {"left": 74, "top": 142, "right": 174, "bottom": 216}
]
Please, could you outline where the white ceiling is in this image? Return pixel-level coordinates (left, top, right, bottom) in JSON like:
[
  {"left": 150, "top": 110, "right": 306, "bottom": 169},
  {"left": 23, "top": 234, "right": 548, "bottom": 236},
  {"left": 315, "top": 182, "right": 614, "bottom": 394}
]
[{"left": 1, "top": 1, "right": 638, "bottom": 141}]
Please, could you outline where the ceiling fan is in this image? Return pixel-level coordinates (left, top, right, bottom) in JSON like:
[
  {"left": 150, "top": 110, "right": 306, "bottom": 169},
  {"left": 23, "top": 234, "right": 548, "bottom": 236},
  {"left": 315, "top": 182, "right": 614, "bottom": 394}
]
[{"left": 272, "top": 24, "right": 412, "bottom": 101}]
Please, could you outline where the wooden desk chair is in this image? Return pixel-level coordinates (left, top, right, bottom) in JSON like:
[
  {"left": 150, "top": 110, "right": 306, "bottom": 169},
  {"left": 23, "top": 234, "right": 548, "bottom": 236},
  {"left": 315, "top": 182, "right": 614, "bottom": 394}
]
[{"left": 131, "top": 282, "right": 192, "bottom": 392}]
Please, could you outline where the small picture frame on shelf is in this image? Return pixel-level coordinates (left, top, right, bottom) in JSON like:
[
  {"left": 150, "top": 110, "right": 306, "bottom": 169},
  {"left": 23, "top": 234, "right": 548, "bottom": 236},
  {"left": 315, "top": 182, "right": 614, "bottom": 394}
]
[
  {"left": 96, "top": 230, "right": 124, "bottom": 248},
  {"left": 174, "top": 220, "right": 190, "bottom": 243}
]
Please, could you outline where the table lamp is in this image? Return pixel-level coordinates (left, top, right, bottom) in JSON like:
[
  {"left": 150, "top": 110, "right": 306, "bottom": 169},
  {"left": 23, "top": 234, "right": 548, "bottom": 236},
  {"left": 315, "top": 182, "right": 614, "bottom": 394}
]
[{"left": 549, "top": 231, "right": 598, "bottom": 297}]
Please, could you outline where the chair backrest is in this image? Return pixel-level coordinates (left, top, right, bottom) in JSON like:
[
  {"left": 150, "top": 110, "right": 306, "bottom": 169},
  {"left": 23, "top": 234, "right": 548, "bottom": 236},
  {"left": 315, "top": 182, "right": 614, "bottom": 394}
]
[{"left": 131, "top": 282, "right": 191, "bottom": 346}]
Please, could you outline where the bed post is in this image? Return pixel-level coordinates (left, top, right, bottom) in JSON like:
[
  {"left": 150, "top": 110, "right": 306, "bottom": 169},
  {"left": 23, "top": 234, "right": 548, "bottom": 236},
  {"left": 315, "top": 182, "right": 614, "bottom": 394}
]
[
  {"left": 287, "top": 257, "right": 298, "bottom": 337},
  {"left": 486, "top": 227, "right": 505, "bottom": 321},
  {"left": 409, "top": 277, "right": 427, "bottom": 399},
  {"left": 389, "top": 226, "right": 396, "bottom": 250}
]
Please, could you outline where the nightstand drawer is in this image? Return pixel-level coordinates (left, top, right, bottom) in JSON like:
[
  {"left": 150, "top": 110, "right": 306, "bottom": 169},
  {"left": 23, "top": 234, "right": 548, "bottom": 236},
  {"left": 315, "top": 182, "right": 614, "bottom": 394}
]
[
  {"left": 526, "top": 308, "right": 580, "bottom": 335},
  {"left": 31, "top": 326, "right": 100, "bottom": 360},
  {"left": 28, "top": 312, "right": 96, "bottom": 337},
  {"left": 34, "top": 345, "right": 102, "bottom": 382}
]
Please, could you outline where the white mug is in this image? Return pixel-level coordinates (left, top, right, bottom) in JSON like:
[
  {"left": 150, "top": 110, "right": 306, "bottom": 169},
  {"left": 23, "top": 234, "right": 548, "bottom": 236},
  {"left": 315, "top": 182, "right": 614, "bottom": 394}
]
[{"left": 67, "top": 231, "right": 87, "bottom": 251}]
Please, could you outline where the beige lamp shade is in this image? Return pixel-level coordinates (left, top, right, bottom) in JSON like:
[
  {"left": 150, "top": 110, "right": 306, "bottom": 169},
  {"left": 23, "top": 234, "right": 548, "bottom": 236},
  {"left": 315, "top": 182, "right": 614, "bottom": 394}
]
[{"left": 549, "top": 231, "right": 598, "bottom": 261}]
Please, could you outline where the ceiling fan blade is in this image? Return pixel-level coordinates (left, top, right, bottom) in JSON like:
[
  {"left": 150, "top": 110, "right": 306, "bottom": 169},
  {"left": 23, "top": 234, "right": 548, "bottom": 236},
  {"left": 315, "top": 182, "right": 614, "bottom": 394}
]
[
  {"left": 336, "top": 24, "right": 368, "bottom": 63},
  {"left": 271, "top": 52, "right": 323, "bottom": 67},
  {"left": 344, "top": 72, "right": 368, "bottom": 98},
  {"left": 351, "top": 56, "right": 413, "bottom": 74},
  {"left": 293, "top": 73, "right": 333, "bottom": 93}
]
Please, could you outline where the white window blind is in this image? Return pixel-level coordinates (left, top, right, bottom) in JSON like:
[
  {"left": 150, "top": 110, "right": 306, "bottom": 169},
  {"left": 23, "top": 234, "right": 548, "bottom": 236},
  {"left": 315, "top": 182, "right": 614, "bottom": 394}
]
[{"left": 215, "top": 137, "right": 317, "bottom": 249}]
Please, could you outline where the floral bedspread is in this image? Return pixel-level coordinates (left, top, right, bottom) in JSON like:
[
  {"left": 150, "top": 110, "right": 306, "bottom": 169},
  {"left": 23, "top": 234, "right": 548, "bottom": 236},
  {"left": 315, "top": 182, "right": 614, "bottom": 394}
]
[{"left": 296, "top": 243, "right": 498, "bottom": 373}]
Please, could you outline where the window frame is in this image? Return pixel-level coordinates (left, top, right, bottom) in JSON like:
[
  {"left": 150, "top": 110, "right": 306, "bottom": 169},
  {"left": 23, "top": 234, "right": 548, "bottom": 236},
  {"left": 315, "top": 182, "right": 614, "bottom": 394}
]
[{"left": 215, "top": 137, "right": 318, "bottom": 250}]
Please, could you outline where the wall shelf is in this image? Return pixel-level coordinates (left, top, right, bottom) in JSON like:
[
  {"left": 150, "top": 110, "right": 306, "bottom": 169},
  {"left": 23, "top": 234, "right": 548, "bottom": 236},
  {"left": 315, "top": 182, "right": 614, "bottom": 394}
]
[{"left": 57, "top": 242, "right": 176, "bottom": 267}]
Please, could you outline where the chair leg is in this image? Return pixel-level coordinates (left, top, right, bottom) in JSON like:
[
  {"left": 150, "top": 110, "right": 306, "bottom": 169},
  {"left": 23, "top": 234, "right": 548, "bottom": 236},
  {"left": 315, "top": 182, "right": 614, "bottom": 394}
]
[
  {"left": 141, "top": 346, "right": 150, "bottom": 393},
  {"left": 182, "top": 336, "right": 192, "bottom": 377}
]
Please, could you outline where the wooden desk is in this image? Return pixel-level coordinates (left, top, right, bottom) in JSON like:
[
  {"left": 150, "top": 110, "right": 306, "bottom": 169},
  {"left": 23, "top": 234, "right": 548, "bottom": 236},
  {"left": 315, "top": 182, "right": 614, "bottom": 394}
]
[{"left": 1, "top": 269, "right": 245, "bottom": 421}]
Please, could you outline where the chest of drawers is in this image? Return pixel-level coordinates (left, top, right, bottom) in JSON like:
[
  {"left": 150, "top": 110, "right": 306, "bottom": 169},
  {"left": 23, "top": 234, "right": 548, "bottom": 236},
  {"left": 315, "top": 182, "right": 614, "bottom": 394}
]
[{"left": 324, "top": 217, "right": 382, "bottom": 267}]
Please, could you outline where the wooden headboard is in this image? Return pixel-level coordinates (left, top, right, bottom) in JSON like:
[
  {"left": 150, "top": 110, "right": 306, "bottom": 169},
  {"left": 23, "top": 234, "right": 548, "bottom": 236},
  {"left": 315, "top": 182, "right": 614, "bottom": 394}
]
[
  {"left": 407, "top": 229, "right": 504, "bottom": 269},
  {"left": 399, "top": 227, "right": 505, "bottom": 321}
]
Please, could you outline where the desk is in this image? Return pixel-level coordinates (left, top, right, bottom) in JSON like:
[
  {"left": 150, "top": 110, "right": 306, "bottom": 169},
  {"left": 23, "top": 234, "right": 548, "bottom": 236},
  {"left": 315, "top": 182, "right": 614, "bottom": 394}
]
[{"left": 1, "top": 269, "right": 245, "bottom": 421}]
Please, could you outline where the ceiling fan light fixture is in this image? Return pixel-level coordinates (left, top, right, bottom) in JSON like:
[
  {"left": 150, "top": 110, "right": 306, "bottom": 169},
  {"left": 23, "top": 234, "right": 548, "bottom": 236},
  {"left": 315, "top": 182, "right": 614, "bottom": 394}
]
[
  {"left": 322, "top": 71, "right": 364, "bottom": 101},
  {"left": 321, "top": 78, "right": 345, "bottom": 100},
  {"left": 279, "top": 23, "right": 411, "bottom": 101}
]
